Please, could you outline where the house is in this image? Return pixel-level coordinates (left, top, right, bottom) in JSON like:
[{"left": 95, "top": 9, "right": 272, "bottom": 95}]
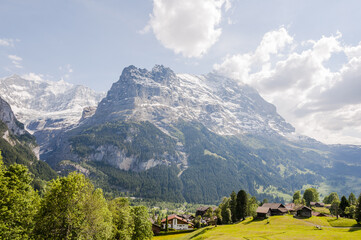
[
  {"left": 195, "top": 206, "right": 215, "bottom": 217},
  {"left": 312, "top": 212, "right": 328, "bottom": 217},
  {"left": 177, "top": 214, "right": 195, "bottom": 222},
  {"left": 310, "top": 202, "right": 325, "bottom": 208},
  {"left": 152, "top": 223, "right": 161, "bottom": 235},
  {"left": 296, "top": 206, "right": 312, "bottom": 218},
  {"left": 161, "top": 214, "right": 194, "bottom": 230},
  {"left": 256, "top": 206, "right": 271, "bottom": 219},
  {"left": 261, "top": 203, "right": 288, "bottom": 216}
]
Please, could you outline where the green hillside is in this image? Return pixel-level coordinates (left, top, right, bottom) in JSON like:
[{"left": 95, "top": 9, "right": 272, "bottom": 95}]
[{"left": 154, "top": 215, "right": 361, "bottom": 240}]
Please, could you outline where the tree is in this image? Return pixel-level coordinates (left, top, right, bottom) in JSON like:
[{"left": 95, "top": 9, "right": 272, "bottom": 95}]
[
  {"left": 247, "top": 196, "right": 258, "bottom": 218},
  {"left": 109, "top": 198, "right": 134, "bottom": 240},
  {"left": 262, "top": 199, "right": 268, "bottom": 205},
  {"left": 293, "top": 191, "right": 301, "bottom": 204},
  {"left": 131, "top": 206, "right": 153, "bottom": 240},
  {"left": 214, "top": 207, "right": 222, "bottom": 225},
  {"left": 345, "top": 205, "right": 356, "bottom": 219},
  {"left": 204, "top": 208, "right": 215, "bottom": 226},
  {"left": 0, "top": 159, "right": 40, "bottom": 240},
  {"left": 330, "top": 201, "right": 340, "bottom": 219},
  {"left": 349, "top": 193, "right": 357, "bottom": 206},
  {"left": 229, "top": 191, "right": 237, "bottom": 222},
  {"left": 33, "top": 172, "right": 113, "bottom": 240},
  {"left": 220, "top": 197, "right": 232, "bottom": 224},
  {"left": 236, "top": 190, "right": 248, "bottom": 221},
  {"left": 323, "top": 192, "right": 339, "bottom": 204},
  {"left": 192, "top": 215, "right": 201, "bottom": 228},
  {"left": 165, "top": 215, "right": 168, "bottom": 232},
  {"left": 303, "top": 188, "right": 319, "bottom": 206},
  {"left": 356, "top": 194, "right": 361, "bottom": 223},
  {"left": 339, "top": 196, "right": 350, "bottom": 217}
]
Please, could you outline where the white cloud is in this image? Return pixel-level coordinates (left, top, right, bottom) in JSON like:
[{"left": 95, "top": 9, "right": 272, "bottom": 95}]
[
  {"left": 148, "top": 0, "right": 229, "bottom": 58},
  {"left": 8, "top": 54, "right": 23, "bottom": 68},
  {"left": 213, "top": 28, "right": 361, "bottom": 144},
  {"left": 0, "top": 38, "right": 14, "bottom": 47}
]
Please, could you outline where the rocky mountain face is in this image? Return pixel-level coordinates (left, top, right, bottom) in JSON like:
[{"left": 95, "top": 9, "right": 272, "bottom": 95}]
[
  {"left": 92, "top": 65, "right": 294, "bottom": 136},
  {"left": 0, "top": 96, "right": 57, "bottom": 184},
  {"left": 2, "top": 66, "right": 361, "bottom": 203},
  {"left": 0, "top": 75, "right": 105, "bottom": 153}
]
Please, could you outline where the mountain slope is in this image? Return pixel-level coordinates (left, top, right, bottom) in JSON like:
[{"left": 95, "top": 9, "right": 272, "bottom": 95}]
[
  {"left": 38, "top": 65, "right": 361, "bottom": 203},
  {"left": 0, "top": 96, "right": 57, "bottom": 189}
]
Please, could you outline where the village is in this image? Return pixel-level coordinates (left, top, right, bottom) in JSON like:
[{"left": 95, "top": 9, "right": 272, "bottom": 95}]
[{"left": 150, "top": 201, "right": 333, "bottom": 235}]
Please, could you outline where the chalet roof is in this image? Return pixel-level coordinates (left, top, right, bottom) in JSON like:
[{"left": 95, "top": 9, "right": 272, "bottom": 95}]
[
  {"left": 310, "top": 202, "right": 324, "bottom": 206},
  {"left": 278, "top": 208, "right": 288, "bottom": 213},
  {"left": 256, "top": 207, "right": 271, "bottom": 214},
  {"left": 285, "top": 203, "right": 295, "bottom": 210},
  {"left": 161, "top": 214, "right": 194, "bottom": 225},
  {"left": 295, "top": 205, "right": 312, "bottom": 211},
  {"left": 261, "top": 203, "right": 286, "bottom": 210},
  {"left": 196, "top": 207, "right": 210, "bottom": 212}
]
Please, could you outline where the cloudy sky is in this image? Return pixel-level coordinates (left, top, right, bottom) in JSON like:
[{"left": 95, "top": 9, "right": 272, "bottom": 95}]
[{"left": 1, "top": 0, "right": 361, "bottom": 145}]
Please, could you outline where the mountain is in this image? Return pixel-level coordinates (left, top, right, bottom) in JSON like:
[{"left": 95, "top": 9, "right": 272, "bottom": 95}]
[
  {"left": 36, "top": 65, "right": 361, "bottom": 203},
  {"left": 0, "top": 96, "right": 57, "bottom": 190},
  {"left": 0, "top": 75, "right": 105, "bottom": 153}
]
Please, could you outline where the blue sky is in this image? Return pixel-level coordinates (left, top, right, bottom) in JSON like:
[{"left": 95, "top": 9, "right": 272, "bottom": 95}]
[{"left": 1, "top": 0, "right": 361, "bottom": 144}]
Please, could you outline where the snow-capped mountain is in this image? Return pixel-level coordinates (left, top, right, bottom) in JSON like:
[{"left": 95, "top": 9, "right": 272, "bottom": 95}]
[
  {"left": 93, "top": 65, "right": 295, "bottom": 137},
  {"left": 0, "top": 75, "right": 105, "bottom": 132}
]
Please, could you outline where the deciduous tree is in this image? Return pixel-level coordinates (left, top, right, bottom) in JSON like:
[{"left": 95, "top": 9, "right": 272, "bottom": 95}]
[
  {"left": 109, "top": 197, "right": 134, "bottom": 240},
  {"left": 131, "top": 206, "right": 153, "bottom": 240},
  {"left": 349, "top": 192, "right": 357, "bottom": 206},
  {"left": 303, "top": 188, "right": 319, "bottom": 206},
  {"left": 33, "top": 172, "right": 113, "bottom": 239}
]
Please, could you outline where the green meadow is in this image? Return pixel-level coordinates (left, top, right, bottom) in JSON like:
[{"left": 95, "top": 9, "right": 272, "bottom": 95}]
[{"left": 154, "top": 215, "right": 361, "bottom": 240}]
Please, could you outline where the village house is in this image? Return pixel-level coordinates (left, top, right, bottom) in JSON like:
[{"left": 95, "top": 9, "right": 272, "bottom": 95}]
[
  {"left": 256, "top": 206, "right": 271, "bottom": 219},
  {"left": 296, "top": 206, "right": 312, "bottom": 218},
  {"left": 195, "top": 206, "right": 216, "bottom": 217},
  {"left": 261, "top": 203, "right": 288, "bottom": 216},
  {"left": 310, "top": 202, "right": 325, "bottom": 208},
  {"left": 161, "top": 214, "right": 194, "bottom": 230}
]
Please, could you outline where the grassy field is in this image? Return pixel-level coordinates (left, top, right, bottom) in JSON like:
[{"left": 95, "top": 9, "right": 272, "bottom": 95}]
[{"left": 154, "top": 215, "right": 361, "bottom": 240}]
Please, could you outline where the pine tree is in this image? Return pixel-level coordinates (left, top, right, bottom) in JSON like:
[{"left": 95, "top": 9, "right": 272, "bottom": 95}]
[
  {"left": 229, "top": 191, "right": 237, "bottom": 222},
  {"left": 236, "top": 190, "right": 248, "bottom": 221},
  {"left": 339, "top": 196, "right": 350, "bottom": 217},
  {"left": 356, "top": 194, "right": 361, "bottom": 223}
]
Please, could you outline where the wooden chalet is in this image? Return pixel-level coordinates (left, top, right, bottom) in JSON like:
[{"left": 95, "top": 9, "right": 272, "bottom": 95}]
[
  {"left": 256, "top": 206, "right": 271, "bottom": 219},
  {"left": 152, "top": 223, "right": 161, "bottom": 235},
  {"left": 195, "top": 206, "right": 215, "bottom": 217},
  {"left": 310, "top": 202, "right": 325, "bottom": 208},
  {"left": 161, "top": 214, "right": 194, "bottom": 230},
  {"left": 296, "top": 206, "right": 312, "bottom": 218},
  {"left": 261, "top": 203, "right": 288, "bottom": 216}
]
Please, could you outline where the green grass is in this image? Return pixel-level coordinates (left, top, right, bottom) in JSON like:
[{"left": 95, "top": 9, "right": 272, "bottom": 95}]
[
  {"left": 154, "top": 215, "right": 361, "bottom": 240},
  {"left": 327, "top": 217, "right": 360, "bottom": 227},
  {"left": 312, "top": 207, "right": 330, "bottom": 215}
]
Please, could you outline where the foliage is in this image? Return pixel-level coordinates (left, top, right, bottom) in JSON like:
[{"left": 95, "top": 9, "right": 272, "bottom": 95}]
[
  {"left": 323, "top": 192, "right": 340, "bottom": 204},
  {"left": 356, "top": 193, "right": 361, "bottom": 223},
  {"left": 229, "top": 191, "right": 237, "bottom": 223},
  {"left": 247, "top": 196, "right": 258, "bottom": 218},
  {"left": 109, "top": 198, "right": 134, "bottom": 240},
  {"left": 330, "top": 201, "right": 340, "bottom": 219},
  {"left": 219, "top": 197, "right": 232, "bottom": 224},
  {"left": 236, "top": 190, "right": 248, "bottom": 221},
  {"left": 349, "top": 192, "right": 357, "bottom": 206},
  {"left": 293, "top": 190, "right": 301, "bottom": 203},
  {"left": 303, "top": 188, "right": 319, "bottom": 206},
  {"left": 33, "top": 172, "right": 113, "bottom": 239},
  {"left": 345, "top": 205, "right": 357, "bottom": 219},
  {"left": 131, "top": 206, "right": 153, "bottom": 240},
  {"left": 339, "top": 196, "right": 350, "bottom": 216},
  {"left": 0, "top": 159, "right": 40, "bottom": 239}
]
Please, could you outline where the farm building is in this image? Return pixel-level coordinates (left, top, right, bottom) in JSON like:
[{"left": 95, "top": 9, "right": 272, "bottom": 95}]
[
  {"left": 296, "top": 206, "right": 312, "bottom": 218},
  {"left": 256, "top": 206, "right": 271, "bottom": 219},
  {"left": 261, "top": 203, "right": 288, "bottom": 216}
]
